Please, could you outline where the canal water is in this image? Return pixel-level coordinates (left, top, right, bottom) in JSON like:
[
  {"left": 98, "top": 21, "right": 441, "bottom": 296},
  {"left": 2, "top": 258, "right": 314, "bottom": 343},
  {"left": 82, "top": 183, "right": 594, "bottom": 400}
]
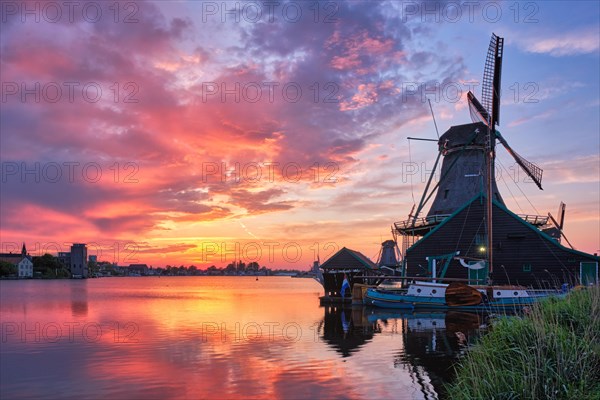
[{"left": 0, "top": 277, "right": 489, "bottom": 399}]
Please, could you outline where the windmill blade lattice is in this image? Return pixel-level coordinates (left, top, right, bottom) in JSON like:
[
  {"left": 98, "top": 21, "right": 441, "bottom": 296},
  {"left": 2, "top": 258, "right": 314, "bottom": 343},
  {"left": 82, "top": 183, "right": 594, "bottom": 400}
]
[
  {"left": 467, "top": 91, "right": 490, "bottom": 125},
  {"left": 482, "top": 34, "right": 503, "bottom": 128},
  {"left": 496, "top": 132, "right": 543, "bottom": 189}
]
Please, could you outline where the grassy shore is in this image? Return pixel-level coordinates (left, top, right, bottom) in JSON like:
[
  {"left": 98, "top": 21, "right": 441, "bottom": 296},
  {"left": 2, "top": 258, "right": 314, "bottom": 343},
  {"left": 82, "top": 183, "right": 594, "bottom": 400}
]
[{"left": 447, "top": 286, "right": 600, "bottom": 400}]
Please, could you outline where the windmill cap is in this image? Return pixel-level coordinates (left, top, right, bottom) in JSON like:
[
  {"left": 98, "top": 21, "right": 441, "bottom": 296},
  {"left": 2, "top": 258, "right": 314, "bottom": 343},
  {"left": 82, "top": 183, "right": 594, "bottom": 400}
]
[{"left": 439, "top": 122, "right": 489, "bottom": 149}]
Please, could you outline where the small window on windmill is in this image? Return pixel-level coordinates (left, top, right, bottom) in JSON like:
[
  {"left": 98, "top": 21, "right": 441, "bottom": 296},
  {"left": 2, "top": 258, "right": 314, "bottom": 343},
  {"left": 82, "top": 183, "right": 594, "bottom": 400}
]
[
  {"left": 523, "top": 263, "right": 532, "bottom": 272},
  {"left": 444, "top": 189, "right": 449, "bottom": 199}
]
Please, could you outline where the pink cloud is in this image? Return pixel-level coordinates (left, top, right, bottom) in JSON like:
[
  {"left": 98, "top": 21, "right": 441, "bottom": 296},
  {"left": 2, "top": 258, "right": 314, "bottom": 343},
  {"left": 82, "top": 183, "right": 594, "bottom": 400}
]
[{"left": 8, "top": 1, "right": 561, "bottom": 266}]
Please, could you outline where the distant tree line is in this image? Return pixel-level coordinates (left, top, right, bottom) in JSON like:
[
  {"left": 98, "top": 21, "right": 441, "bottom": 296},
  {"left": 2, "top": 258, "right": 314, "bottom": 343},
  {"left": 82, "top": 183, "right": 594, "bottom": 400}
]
[
  {"left": 1, "top": 254, "right": 303, "bottom": 278},
  {"left": 0, "top": 261, "right": 17, "bottom": 277},
  {"left": 33, "top": 254, "right": 71, "bottom": 278}
]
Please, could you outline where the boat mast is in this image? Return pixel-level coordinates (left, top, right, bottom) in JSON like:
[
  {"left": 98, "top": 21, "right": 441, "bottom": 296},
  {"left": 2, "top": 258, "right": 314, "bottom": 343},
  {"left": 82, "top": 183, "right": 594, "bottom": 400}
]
[
  {"left": 486, "top": 123, "right": 494, "bottom": 285},
  {"left": 485, "top": 34, "right": 503, "bottom": 285}
]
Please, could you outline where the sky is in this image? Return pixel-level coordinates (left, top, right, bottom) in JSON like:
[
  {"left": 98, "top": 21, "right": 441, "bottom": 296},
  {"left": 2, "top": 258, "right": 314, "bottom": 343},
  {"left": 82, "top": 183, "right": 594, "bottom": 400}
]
[{"left": 1, "top": 0, "right": 599, "bottom": 269}]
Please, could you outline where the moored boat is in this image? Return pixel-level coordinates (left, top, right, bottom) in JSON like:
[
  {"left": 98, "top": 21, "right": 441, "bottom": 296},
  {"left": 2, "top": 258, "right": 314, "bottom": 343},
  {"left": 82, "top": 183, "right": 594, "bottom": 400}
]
[{"left": 364, "top": 281, "right": 565, "bottom": 311}]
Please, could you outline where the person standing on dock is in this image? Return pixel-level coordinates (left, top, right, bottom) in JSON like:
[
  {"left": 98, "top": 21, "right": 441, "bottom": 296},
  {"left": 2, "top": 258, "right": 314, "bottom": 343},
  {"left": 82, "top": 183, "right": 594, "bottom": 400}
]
[{"left": 341, "top": 274, "right": 350, "bottom": 297}]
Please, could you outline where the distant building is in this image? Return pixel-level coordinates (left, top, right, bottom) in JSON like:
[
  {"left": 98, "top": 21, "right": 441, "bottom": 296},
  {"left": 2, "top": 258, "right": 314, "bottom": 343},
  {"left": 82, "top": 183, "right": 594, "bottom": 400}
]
[
  {"left": 311, "top": 260, "right": 320, "bottom": 275},
  {"left": 319, "top": 247, "right": 381, "bottom": 299},
  {"left": 89, "top": 255, "right": 97, "bottom": 263},
  {"left": 128, "top": 264, "right": 149, "bottom": 276},
  {"left": 0, "top": 243, "right": 33, "bottom": 278},
  {"left": 70, "top": 244, "right": 88, "bottom": 278},
  {"left": 112, "top": 264, "right": 129, "bottom": 275},
  {"left": 58, "top": 252, "right": 71, "bottom": 268}
]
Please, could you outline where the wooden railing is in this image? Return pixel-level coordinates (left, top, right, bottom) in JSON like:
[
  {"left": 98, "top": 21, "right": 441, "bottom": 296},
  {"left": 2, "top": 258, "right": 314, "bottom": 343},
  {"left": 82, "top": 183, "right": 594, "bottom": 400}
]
[
  {"left": 394, "top": 214, "right": 450, "bottom": 232},
  {"left": 395, "top": 212, "right": 549, "bottom": 233},
  {"left": 517, "top": 214, "right": 549, "bottom": 226}
]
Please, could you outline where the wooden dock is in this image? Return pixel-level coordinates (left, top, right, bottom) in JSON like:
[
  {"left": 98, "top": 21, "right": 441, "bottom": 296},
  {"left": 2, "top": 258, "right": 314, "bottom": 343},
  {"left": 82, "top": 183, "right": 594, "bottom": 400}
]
[{"left": 319, "top": 295, "right": 351, "bottom": 305}]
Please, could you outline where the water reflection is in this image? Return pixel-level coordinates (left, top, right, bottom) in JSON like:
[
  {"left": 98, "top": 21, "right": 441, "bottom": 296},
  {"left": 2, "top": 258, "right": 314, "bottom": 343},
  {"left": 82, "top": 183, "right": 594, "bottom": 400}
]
[
  {"left": 320, "top": 305, "right": 380, "bottom": 357},
  {"left": 70, "top": 281, "right": 88, "bottom": 317},
  {"left": 368, "top": 309, "right": 489, "bottom": 399},
  {"left": 1, "top": 278, "right": 492, "bottom": 399},
  {"left": 318, "top": 306, "right": 489, "bottom": 398}
]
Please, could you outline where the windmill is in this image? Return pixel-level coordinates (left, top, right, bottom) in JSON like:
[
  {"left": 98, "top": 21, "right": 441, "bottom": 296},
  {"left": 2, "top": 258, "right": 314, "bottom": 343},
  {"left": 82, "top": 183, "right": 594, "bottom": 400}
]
[
  {"left": 412, "top": 33, "right": 544, "bottom": 219},
  {"left": 375, "top": 239, "right": 402, "bottom": 275},
  {"left": 545, "top": 202, "right": 574, "bottom": 248},
  {"left": 395, "top": 34, "right": 547, "bottom": 259}
]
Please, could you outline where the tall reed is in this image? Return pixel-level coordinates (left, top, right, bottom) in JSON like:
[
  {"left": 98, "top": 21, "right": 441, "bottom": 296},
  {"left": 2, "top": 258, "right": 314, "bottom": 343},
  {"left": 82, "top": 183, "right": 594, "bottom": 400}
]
[{"left": 447, "top": 286, "right": 600, "bottom": 399}]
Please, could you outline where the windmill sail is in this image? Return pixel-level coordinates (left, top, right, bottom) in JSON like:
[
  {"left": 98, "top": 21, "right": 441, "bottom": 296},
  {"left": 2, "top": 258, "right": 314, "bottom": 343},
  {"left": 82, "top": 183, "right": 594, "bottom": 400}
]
[
  {"left": 482, "top": 34, "right": 503, "bottom": 129},
  {"left": 467, "top": 91, "right": 490, "bottom": 125},
  {"left": 496, "top": 131, "right": 543, "bottom": 189},
  {"left": 470, "top": 33, "right": 504, "bottom": 129}
]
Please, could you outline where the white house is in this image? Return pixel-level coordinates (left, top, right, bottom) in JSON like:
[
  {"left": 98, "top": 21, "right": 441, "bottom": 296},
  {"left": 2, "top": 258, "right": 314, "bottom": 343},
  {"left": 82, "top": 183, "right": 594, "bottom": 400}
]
[
  {"left": 0, "top": 243, "right": 33, "bottom": 278},
  {"left": 0, "top": 255, "right": 33, "bottom": 278},
  {"left": 16, "top": 256, "right": 33, "bottom": 278}
]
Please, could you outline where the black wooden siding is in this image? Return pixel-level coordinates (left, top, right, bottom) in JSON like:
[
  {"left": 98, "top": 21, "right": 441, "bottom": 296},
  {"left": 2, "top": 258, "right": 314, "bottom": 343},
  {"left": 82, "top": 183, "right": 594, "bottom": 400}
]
[{"left": 406, "top": 195, "right": 599, "bottom": 288}]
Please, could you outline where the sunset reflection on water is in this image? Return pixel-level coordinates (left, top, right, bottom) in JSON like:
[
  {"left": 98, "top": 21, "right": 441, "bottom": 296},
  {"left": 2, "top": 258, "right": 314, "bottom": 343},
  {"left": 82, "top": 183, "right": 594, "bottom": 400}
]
[{"left": 1, "top": 277, "right": 486, "bottom": 399}]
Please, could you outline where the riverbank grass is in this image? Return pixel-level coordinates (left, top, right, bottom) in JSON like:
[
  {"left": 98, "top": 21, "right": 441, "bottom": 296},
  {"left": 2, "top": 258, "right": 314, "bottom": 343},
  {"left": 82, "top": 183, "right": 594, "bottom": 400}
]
[{"left": 447, "top": 286, "right": 600, "bottom": 399}]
